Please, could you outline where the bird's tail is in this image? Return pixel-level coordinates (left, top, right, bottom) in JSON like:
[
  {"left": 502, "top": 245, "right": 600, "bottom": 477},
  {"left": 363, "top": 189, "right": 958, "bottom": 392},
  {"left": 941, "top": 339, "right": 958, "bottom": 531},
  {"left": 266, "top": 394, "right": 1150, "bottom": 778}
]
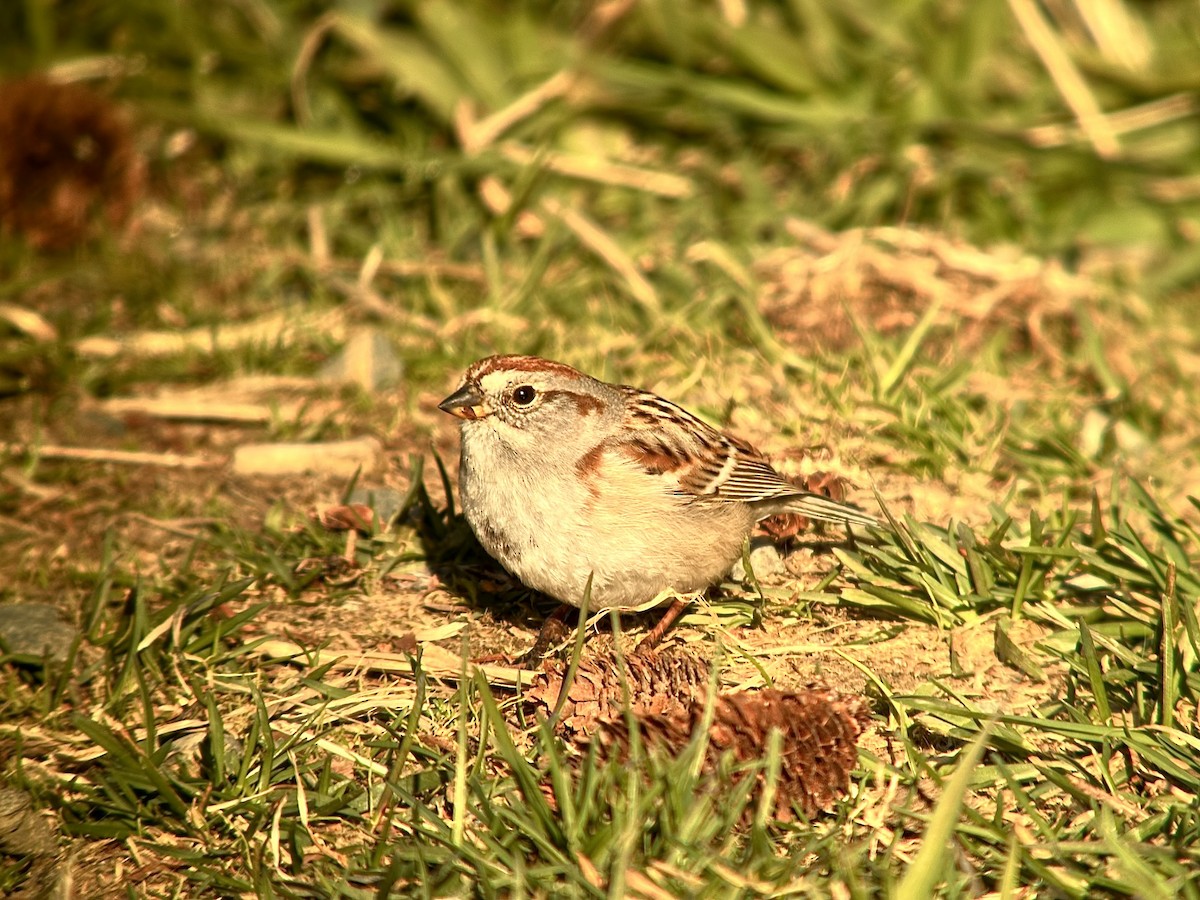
[{"left": 770, "top": 493, "right": 880, "bottom": 528}]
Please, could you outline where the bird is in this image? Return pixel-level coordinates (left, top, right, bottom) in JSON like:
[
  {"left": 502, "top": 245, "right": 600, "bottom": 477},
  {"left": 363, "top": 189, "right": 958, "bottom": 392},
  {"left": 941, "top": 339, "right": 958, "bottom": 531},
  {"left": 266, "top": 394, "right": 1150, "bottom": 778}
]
[{"left": 439, "top": 354, "right": 877, "bottom": 654}]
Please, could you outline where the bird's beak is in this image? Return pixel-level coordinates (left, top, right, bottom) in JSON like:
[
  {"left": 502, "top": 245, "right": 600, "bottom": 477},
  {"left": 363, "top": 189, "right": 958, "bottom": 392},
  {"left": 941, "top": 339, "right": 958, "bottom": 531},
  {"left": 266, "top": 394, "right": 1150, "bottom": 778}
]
[{"left": 438, "top": 384, "right": 490, "bottom": 420}]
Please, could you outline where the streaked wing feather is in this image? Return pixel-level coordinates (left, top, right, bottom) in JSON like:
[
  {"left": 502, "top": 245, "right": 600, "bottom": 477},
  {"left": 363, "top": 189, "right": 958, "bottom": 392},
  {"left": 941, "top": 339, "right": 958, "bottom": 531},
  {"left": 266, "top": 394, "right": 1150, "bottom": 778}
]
[
  {"left": 700, "top": 453, "right": 796, "bottom": 502},
  {"left": 617, "top": 387, "right": 878, "bottom": 527}
]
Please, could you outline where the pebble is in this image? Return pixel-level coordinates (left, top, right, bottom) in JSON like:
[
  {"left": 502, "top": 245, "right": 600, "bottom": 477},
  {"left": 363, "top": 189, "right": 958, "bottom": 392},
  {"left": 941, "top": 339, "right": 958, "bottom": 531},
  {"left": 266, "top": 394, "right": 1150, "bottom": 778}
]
[
  {"left": 319, "top": 328, "right": 404, "bottom": 391},
  {"left": 0, "top": 603, "right": 78, "bottom": 664},
  {"left": 730, "top": 539, "right": 788, "bottom": 584}
]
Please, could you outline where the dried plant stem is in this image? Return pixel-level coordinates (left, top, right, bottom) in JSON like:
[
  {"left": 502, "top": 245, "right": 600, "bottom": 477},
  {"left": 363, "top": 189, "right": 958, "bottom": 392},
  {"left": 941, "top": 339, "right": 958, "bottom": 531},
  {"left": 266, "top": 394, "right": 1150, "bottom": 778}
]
[
  {"left": 10, "top": 445, "right": 220, "bottom": 469},
  {"left": 74, "top": 309, "right": 347, "bottom": 360},
  {"left": 1007, "top": 0, "right": 1120, "bottom": 158}
]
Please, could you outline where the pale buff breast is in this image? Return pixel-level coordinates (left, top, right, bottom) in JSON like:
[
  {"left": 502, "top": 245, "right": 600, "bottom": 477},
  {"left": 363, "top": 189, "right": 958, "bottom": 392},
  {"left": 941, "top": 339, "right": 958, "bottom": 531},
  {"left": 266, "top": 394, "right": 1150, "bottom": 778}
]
[{"left": 458, "top": 420, "right": 756, "bottom": 610}]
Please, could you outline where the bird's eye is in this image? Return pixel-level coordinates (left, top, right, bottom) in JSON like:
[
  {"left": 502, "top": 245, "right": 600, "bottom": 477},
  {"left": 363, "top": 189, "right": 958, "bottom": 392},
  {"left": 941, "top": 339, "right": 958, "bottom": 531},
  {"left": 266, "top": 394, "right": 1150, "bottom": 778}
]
[{"left": 512, "top": 385, "right": 537, "bottom": 407}]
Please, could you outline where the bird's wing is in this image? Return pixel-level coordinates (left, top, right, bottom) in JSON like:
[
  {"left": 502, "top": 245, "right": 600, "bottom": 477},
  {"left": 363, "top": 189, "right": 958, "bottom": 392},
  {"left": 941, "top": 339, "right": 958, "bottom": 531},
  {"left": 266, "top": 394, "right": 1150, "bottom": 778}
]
[{"left": 611, "top": 387, "right": 877, "bottom": 526}]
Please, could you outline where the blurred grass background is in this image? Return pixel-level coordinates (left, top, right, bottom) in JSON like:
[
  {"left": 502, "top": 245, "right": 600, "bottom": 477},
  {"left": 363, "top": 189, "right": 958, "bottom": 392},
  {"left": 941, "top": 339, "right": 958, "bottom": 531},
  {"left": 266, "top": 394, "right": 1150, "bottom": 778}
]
[
  {"left": 4, "top": 0, "right": 1200, "bottom": 896},
  {"left": 5, "top": 0, "right": 1200, "bottom": 355}
]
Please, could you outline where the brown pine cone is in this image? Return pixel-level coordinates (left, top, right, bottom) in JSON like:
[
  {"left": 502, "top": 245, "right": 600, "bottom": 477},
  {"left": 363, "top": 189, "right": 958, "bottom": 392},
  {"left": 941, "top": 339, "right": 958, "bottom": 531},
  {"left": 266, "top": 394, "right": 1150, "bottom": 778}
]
[
  {"left": 524, "top": 647, "right": 711, "bottom": 738},
  {"left": 594, "top": 686, "right": 871, "bottom": 821}
]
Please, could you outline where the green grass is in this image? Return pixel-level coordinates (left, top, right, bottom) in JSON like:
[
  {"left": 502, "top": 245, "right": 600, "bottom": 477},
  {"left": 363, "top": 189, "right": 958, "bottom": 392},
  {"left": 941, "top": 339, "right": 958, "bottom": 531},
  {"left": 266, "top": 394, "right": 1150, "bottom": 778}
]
[{"left": 3, "top": 0, "right": 1200, "bottom": 896}]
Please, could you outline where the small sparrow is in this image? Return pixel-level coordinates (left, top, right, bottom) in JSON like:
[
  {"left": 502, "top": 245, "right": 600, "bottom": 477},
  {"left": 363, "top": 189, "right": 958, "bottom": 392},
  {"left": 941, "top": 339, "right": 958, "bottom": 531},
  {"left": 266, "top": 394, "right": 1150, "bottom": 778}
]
[{"left": 439, "top": 355, "right": 877, "bottom": 649}]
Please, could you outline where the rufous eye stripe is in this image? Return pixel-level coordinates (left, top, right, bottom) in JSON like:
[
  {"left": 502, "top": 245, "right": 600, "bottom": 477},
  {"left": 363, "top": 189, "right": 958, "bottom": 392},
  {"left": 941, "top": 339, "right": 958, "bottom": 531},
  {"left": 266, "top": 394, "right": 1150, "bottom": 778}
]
[{"left": 541, "top": 389, "right": 605, "bottom": 416}]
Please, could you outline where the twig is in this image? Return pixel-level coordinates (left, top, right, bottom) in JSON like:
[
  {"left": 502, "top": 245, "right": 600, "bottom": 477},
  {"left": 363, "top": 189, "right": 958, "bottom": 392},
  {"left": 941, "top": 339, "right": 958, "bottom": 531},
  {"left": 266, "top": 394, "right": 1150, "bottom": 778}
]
[
  {"left": 1026, "top": 93, "right": 1197, "bottom": 149},
  {"left": 1007, "top": 0, "right": 1120, "bottom": 158},
  {"left": 253, "top": 638, "right": 532, "bottom": 689},
  {"left": 358, "top": 244, "right": 384, "bottom": 289},
  {"left": 281, "top": 250, "right": 485, "bottom": 283},
  {"left": 459, "top": 71, "right": 578, "bottom": 154},
  {"left": 540, "top": 196, "right": 659, "bottom": 311},
  {"left": 291, "top": 12, "right": 339, "bottom": 127},
  {"left": 0, "top": 514, "right": 48, "bottom": 536},
  {"left": 322, "top": 274, "right": 444, "bottom": 330},
  {"left": 0, "top": 468, "right": 62, "bottom": 502},
  {"left": 307, "top": 204, "right": 330, "bottom": 268},
  {"left": 232, "top": 438, "right": 383, "bottom": 477},
  {"left": 0, "top": 303, "right": 57, "bottom": 342},
  {"left": 502, "top": 142, "right": 693, "bottom": 198},
  {"left": 74, "top": 308, "right": 347, "bottom": 360},
  {"left": 124, "top": 513, "right": 220, "bottom": 540},
  {"left": 10, "top": 444, "right": 221, "bottom": 469},
  {"left": 98, "top": 397, "right": 287, "bottom": 424}
]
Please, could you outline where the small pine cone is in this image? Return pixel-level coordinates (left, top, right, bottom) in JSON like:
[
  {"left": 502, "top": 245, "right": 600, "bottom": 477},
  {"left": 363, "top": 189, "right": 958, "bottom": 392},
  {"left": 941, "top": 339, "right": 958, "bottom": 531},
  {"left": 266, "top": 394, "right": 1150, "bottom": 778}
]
[
  {"left": 0, "top": 76, "right": 144, "bottom": 250},
  {"left": 594, "top": 687, "right": 871, "bottom": 821},
  {"left": 524, "top": 648, "right": 711, "bottom": 739}
]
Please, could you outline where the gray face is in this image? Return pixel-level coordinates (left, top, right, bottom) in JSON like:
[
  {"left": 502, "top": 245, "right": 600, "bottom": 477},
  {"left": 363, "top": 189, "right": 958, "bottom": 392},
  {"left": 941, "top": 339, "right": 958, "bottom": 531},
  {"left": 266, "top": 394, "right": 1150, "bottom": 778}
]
[{"left": 439, "top": 359, "right": 619, "bottom": 457}]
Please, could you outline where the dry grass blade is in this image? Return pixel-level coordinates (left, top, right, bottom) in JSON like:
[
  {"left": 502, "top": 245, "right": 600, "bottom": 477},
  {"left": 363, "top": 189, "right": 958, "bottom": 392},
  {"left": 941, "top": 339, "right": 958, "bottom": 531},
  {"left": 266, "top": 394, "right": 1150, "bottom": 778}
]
[
  {"left": 458, "top": 71, "right": 577, "bottom": 153},
  {"left": 1069, "top": 0, "right": 1151, "bottom": 70},
  {"left": 501, "top": 142, "right": 694, "bottom": 198},
  {"left": 8, "top": 445, "right": 221, "bottom": 469},
  {"left": 98, "top": 397, "right": 293, "bottom": 425},
  {"left": 540, "top": 196, "right": 660, "bottom": 310},
  {"left": 1025, "top": 93, "right": 1197, "bottom": 148},
  {"left": 252, "top": 637, "right": 530, "bottom": 689},
  {"left": 1007, "top": 0, "right": 1120, "bottom": 158},
  {"left": 74, "top": 310, "right": 347, "bottom": 360},
  {"left": 0, "top": 303, "right": 57, "bottom": 341}
]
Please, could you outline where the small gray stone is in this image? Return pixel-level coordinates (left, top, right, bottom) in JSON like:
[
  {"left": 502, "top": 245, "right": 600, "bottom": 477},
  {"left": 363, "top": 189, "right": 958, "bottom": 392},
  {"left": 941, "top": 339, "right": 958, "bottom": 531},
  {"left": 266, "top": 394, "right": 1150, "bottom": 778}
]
[
  {"left": 319, "top": 328, "right": 404, "bottom": 391},
  {"left": 347, "top": 487, "right": 407, "bottom": 524},
  {"left": 0, "top": 786, "right": 57, "bottom": 856},
  {"left": 0, "top": 604, "right": 78, "bottom": 664},
  {"left": 164, "top": 729, "right": 247, "bottom": 780},
  {"left": 730, "top": 538, "right": 788, "bottom": 584},
  {"left": 0, "top": 785, "right": 62, "bottom": 898}
]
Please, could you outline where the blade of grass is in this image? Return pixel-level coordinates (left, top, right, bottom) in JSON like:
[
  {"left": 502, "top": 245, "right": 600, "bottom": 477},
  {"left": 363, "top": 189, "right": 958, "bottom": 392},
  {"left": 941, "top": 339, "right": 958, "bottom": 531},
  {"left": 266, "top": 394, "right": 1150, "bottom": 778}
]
[
  {"left": 1159, "top": 562, "right": 1178, "bottom": 728},
  {"left": 1078, "top": 621, "right": 1112, "bottom": 723},
  {"left": 879, "top": 295, "right": 947, "bottom": 397},
  {"left": 550, "top": 574, "right": 593, "bottom": 727},
  {"left": 895, "top": 725, "right": 993, "bottom": 898}
]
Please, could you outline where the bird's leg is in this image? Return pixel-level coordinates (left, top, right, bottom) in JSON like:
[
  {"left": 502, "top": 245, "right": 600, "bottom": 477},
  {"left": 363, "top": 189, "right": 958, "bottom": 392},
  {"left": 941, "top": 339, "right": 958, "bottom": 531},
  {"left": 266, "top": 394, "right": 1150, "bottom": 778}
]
[{"left": 635, "top": 596, "right": 693, "bottom": 653}]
